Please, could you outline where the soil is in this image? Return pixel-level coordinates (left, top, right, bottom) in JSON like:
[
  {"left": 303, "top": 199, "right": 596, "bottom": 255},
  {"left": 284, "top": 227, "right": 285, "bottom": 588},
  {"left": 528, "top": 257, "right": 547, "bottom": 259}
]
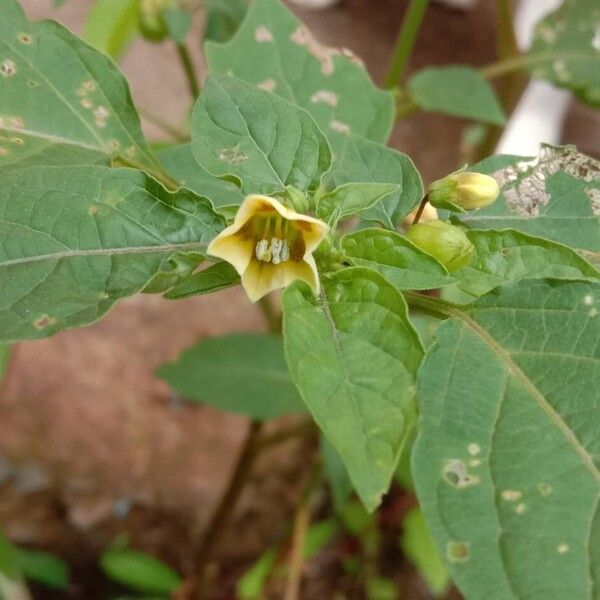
[{"left": 2, "top": 1, "right": 598, "bottom": 598}]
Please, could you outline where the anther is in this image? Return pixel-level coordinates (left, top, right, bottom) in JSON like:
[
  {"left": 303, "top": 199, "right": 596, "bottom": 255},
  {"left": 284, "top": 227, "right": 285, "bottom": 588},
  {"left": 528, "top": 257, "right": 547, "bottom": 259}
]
[
  {"left": 271, "top": 237, "right": 283, "bottom": 264},
  {"left": 255, "top": 239, "right": 272, "bottom": 262},
  {"left": 280, "top": 240, "right": 290, "bottom": 262}
]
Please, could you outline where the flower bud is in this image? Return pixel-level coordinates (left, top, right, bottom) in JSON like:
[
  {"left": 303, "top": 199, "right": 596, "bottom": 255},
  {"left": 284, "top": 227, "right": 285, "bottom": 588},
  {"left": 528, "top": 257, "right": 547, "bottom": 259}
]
[
  {"left": 403, "top": 202, "right": 438, "bottom": 228},
  {"left": 139, "top": 0, "right": 173, "bottom": 41},
  {"left": 406, "top": 220, "right": 475, "bottom": 272},
  {"left": 429, "top": 171, "right": 499, "bottom": 211}
]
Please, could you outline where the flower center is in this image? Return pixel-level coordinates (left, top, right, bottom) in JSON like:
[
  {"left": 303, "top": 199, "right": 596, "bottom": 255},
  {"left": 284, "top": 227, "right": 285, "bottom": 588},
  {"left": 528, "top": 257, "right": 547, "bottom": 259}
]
[{"left": 255, "top": 237, "right": 290, "bottom": 264}]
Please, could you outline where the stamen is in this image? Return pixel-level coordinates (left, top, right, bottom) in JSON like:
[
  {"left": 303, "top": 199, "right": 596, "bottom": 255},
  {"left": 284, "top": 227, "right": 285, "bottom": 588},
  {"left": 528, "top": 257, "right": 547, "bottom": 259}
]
[
  {"left": 271, "top": 237, "right": 283, "bottom": 264},
  {"left": 255, "top": 239, "right": 272, "bottom": 262},
  {"left": 280, "top": 239, "right": 290, "bottom": 262}
]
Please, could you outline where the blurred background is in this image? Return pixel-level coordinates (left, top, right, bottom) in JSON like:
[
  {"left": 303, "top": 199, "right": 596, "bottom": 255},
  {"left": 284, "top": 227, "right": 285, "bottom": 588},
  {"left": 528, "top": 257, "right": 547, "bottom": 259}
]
[{"left": 1, "top": 0, "right": 598, "bottom": 598}]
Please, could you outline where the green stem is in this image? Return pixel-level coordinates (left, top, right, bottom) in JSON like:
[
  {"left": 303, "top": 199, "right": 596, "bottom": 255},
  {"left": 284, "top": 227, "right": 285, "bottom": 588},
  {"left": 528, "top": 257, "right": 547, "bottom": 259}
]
[
  {"left": 176, "top": 43, "right": 201, "bottom": 99},
  {"left": 480, "top": 50, "right": 591, "bottom": 79},
  {"left": 472, "top": 0, "right": 527, "bottom": 162},
  {"left": 112, "top": 155, "right": 180, "bottom": 191},
  {"left": 495, "top": 0, "right": 520, "bottom": 60},
  {"left": 404, "top": 291, "right": 459, "bottom": 320},
  {"left": 384, "top": 0, "right": 430, "bottom": 88}
]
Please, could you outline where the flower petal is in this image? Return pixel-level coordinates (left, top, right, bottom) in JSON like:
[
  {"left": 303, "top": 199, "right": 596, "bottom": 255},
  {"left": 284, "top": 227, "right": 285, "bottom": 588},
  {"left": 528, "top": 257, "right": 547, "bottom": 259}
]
[
  {"left": 208, "top": 234, "right": 255, "bottom": 275},
  {"left": 241, "top": 257, "right": 320, "bottom": 302}
]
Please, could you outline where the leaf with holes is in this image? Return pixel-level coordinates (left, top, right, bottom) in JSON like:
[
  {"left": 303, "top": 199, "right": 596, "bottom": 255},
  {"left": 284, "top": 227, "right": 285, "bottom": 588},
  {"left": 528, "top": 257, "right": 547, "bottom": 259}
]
[
  {"left": 457, "top": 145, "right": 600, "bottom": 253},
  {"left": 191, "top": 75, "right": 332, "bottom": 195},
  {"left": 0, "top": 165, "right": 225, "bottom": 342},
  {"left": 529, "top": 0, "right": 600, "bottom": 107},
  {"left": 341, "top": 229, "right": 455, "bottom": 291},
  {"left": 205, "top": 0, "right": 394, "bottom": 155},
  {"left": 407, "top": 66, "right": 506, "bottom": 125},
  {"left": 455, "top": 229, "right": 600, "bottom": 297},
  {"left": 412, "top": 279, "right": 600, "bottom": 600},
  {"left": 157, "top": 333, "right": 305, "bottom": 419},
  {"left": 283, "top": 268, "right": 423, "bottom": 511},
  {"left": 0, "top": 0, "right": 154, "bottom": 169},
  {"left": 327, "top": 134, "right": 423, "bottom": 229}
]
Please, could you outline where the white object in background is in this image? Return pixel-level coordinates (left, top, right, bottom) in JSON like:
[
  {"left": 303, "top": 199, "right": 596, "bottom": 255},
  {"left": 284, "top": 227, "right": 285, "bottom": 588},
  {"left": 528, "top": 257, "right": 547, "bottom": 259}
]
[
  {"left": 496, "top": 0, "right": 570, "bottom": 155},
  {"left": 432, "top": 0, "right": 477, "bottom": 9},
  {"left": 287, "top": 0, "right": 341, "bottom": 8}
]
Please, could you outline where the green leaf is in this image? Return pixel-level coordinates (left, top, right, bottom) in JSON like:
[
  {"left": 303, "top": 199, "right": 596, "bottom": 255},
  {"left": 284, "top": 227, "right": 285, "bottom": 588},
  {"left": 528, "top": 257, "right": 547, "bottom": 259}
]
[
  {"left": 0, "top": 345, "right": 10, "bottom": 383},
  {"left": 407, "top": 66, "right": 506, "bottom": 125},
  {"left": 163, "top": 261, "right": 240, "bottom": 299},
  {"left": 191, "top": 75, "right": 332, "bottom": 195},
  {"left": 401, "top": 508, "right": 449, "bottom": 597},
  {"left": 412, "top": 279, "right": 600, "bottom": 599},
  {"left": 455, "top": 228, "right": 600, "bottom": 297},
  {"left": 283, "top": 268, "right": 424, "bottom": 511},
  {"left": 204, "top": 0, "right": 248, "bottom": 44},
  {"left": 157, "top": 333, "right": 305, "bottom": 420},
  {"left": 529, "top": 0, "right": 600, "bottom": 107},
  {"left": 16, "top": 549, "right": 69, "bottom": 589},
  {"left": 327, "top": 134, "right": 423, "bottom": 229},
  {"left": 205, "top": 0, "right": 394, "bottom": 155},
  {"left": 0, "top": 0, "right": 155, "bottom": 170},
  {"left": 236, "top": 547, "right": 278, "bottom": 600},
  {"left": 341, "top": 229, "right": 456, "bottom": 291},
  {"left": 157, "top": 144, "right": 244, "bottom": 207},
  {"left": 0, "top": 529, "right": 20, "bottom": 580},
  {"left": 459, "top": 145, "right": 600, "bottom": 252},
  {"left": 83, "top": 0, "right": 139, "bottom": 59},
  {"left": 100, "top": 548, "right": 182, "bottom": 595},
  {"left": 321, "top": 436, "right": 353, "bottom": 511},
  {"left": 316, "top": 183, "right": 399, "bottom": 222},
  {"left": 164, "top": 8, "right": 193, "bottom": 45},
  {"left": 0, "top": 165, "right": 225, "bottom": 342},
  {"left": 141, "top": 251, "right": 205, "bottom": 295}
]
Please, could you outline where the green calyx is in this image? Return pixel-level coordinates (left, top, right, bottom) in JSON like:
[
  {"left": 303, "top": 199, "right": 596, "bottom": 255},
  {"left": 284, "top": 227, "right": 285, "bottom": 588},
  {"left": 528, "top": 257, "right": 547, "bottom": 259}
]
[{"left": 406, "top": 220, "right": 475, "bottom": 272}]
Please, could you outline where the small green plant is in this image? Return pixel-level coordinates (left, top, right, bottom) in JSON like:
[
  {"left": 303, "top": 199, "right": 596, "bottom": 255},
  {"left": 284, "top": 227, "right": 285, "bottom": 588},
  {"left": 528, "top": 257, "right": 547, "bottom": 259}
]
[{"left": 1, "top": 0, "right": 599, "bottom": 598}]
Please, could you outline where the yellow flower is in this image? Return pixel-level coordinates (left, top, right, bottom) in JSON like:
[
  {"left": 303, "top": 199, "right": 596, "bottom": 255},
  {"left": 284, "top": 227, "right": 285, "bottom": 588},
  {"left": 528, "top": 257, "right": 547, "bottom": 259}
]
[{"left": 208, "top": 194, "right": 329, "bottom": 302}]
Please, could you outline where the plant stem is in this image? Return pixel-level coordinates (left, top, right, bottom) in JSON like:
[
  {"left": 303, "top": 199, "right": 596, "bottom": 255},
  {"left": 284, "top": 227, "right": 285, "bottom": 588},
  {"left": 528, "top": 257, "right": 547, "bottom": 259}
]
[
  {"left": 193, "top": 420, "right": 263, "bottom": 598},
  {"left": 191, "top": 293, "right": 285, "bottom": 595},
  {"left": 404, "top": 291, "right": 459, "bottom": 319},
  {"left": 284, "top": 461, "right": 322, "bottom": 600},
  {"left": 411, "top": 194, "right": 430, "bottom": 225},
  {"left": 495, "top": 0, "right": 519, "bottom": 60},
  {"left": 384, "top": 0, "right": 430, "bottom": 88},
  {"left": 112, "top": 155, "right": 180, "bottom": 190},
  {"left": 473, "top": 0, "right": 527, "bottom": 162},
  {"left": 176, "top": 43, "right": 201, "bottom": 99},
  {"left": 255, "top": 417, "right": 317, "bottom": 452},
  {"left": 139, "top": 107, "right": 189, "bottom": 142}
]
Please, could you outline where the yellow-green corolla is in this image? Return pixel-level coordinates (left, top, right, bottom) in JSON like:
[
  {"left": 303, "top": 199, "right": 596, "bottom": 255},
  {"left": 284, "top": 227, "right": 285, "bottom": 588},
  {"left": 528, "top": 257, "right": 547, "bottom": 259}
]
[{"left": 208, "top": 194, "right": 329, "bottom": 302}]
